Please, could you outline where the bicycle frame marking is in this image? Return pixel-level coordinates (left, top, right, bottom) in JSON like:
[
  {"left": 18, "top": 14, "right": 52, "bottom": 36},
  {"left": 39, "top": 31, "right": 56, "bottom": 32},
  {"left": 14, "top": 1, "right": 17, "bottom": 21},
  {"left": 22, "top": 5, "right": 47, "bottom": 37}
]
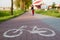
[{"left": 3, "top": 26, "right": 56, "bottom": 38}]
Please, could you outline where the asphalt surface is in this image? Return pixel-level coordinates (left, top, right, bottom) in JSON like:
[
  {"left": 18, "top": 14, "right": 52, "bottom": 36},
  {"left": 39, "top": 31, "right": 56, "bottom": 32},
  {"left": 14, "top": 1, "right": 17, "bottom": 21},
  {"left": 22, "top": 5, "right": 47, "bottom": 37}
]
[
  {"left": 0, "top": 11, "right": 60, "bottom": 40},
  {"left": 34, "top": 14, "right": 60, "bottom": 31}
]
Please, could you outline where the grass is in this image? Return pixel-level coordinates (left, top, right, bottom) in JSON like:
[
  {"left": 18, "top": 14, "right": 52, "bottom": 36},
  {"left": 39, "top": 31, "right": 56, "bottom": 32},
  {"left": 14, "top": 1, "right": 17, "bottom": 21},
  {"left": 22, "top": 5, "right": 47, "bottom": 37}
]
[
  {"left": 0, "top": 10, "right": 25, "bottom": 22},
  {"left": 35, "top": 9, "right": 60, "bottom": 18}
]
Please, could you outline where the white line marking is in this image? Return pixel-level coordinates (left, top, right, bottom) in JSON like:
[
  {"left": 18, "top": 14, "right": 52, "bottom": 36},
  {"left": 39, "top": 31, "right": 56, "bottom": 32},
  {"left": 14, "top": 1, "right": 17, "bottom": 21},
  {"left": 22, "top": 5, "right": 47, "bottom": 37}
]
[{"left": 3, "top": 26, "right": 56, "bottom": 38}]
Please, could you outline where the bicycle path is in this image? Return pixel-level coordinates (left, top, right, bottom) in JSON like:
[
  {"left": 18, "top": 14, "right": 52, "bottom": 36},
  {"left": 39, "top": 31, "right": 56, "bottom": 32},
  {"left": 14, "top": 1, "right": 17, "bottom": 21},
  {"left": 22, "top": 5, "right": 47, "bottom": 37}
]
[{"left": 0, "top": 11, "right": 60, "bottom": 40}]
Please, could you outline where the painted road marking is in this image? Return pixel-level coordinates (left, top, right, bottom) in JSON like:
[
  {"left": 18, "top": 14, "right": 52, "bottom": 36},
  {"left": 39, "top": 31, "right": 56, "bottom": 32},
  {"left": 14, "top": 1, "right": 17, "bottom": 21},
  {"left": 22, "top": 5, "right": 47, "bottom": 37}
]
[{"left": 3, "top": 26, "right": 56, "bottom": 38}]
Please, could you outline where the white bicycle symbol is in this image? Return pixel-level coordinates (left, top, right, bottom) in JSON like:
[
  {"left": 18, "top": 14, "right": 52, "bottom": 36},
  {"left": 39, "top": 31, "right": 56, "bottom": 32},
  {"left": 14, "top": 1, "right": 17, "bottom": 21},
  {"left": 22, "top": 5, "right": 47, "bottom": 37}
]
[{"left": 3, "top": 26, "right": 56, "bottom": 38}]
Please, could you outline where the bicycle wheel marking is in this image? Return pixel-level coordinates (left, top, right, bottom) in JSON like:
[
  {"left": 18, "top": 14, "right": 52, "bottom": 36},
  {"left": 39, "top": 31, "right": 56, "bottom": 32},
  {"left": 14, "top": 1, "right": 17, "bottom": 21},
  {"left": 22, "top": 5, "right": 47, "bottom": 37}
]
[
  {"left": 28, "top": 26, "right": 56, "bottom": 37},
  {"left": 38, "top": 28, "right": 56, "bottom": 37},
  {"left": 3, "top": 29, "right": 23, "bottom": 38},
  {"left": 3, "top": 26, "right": 56, "bottom": 38}
]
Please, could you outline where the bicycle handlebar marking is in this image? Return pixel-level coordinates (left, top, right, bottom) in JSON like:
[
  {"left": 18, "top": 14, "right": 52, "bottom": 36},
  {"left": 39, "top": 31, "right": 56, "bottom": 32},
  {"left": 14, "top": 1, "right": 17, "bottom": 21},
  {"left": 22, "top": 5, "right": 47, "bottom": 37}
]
[{"left": 3, "top": 26, "right": 56, "bottom": 38}]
